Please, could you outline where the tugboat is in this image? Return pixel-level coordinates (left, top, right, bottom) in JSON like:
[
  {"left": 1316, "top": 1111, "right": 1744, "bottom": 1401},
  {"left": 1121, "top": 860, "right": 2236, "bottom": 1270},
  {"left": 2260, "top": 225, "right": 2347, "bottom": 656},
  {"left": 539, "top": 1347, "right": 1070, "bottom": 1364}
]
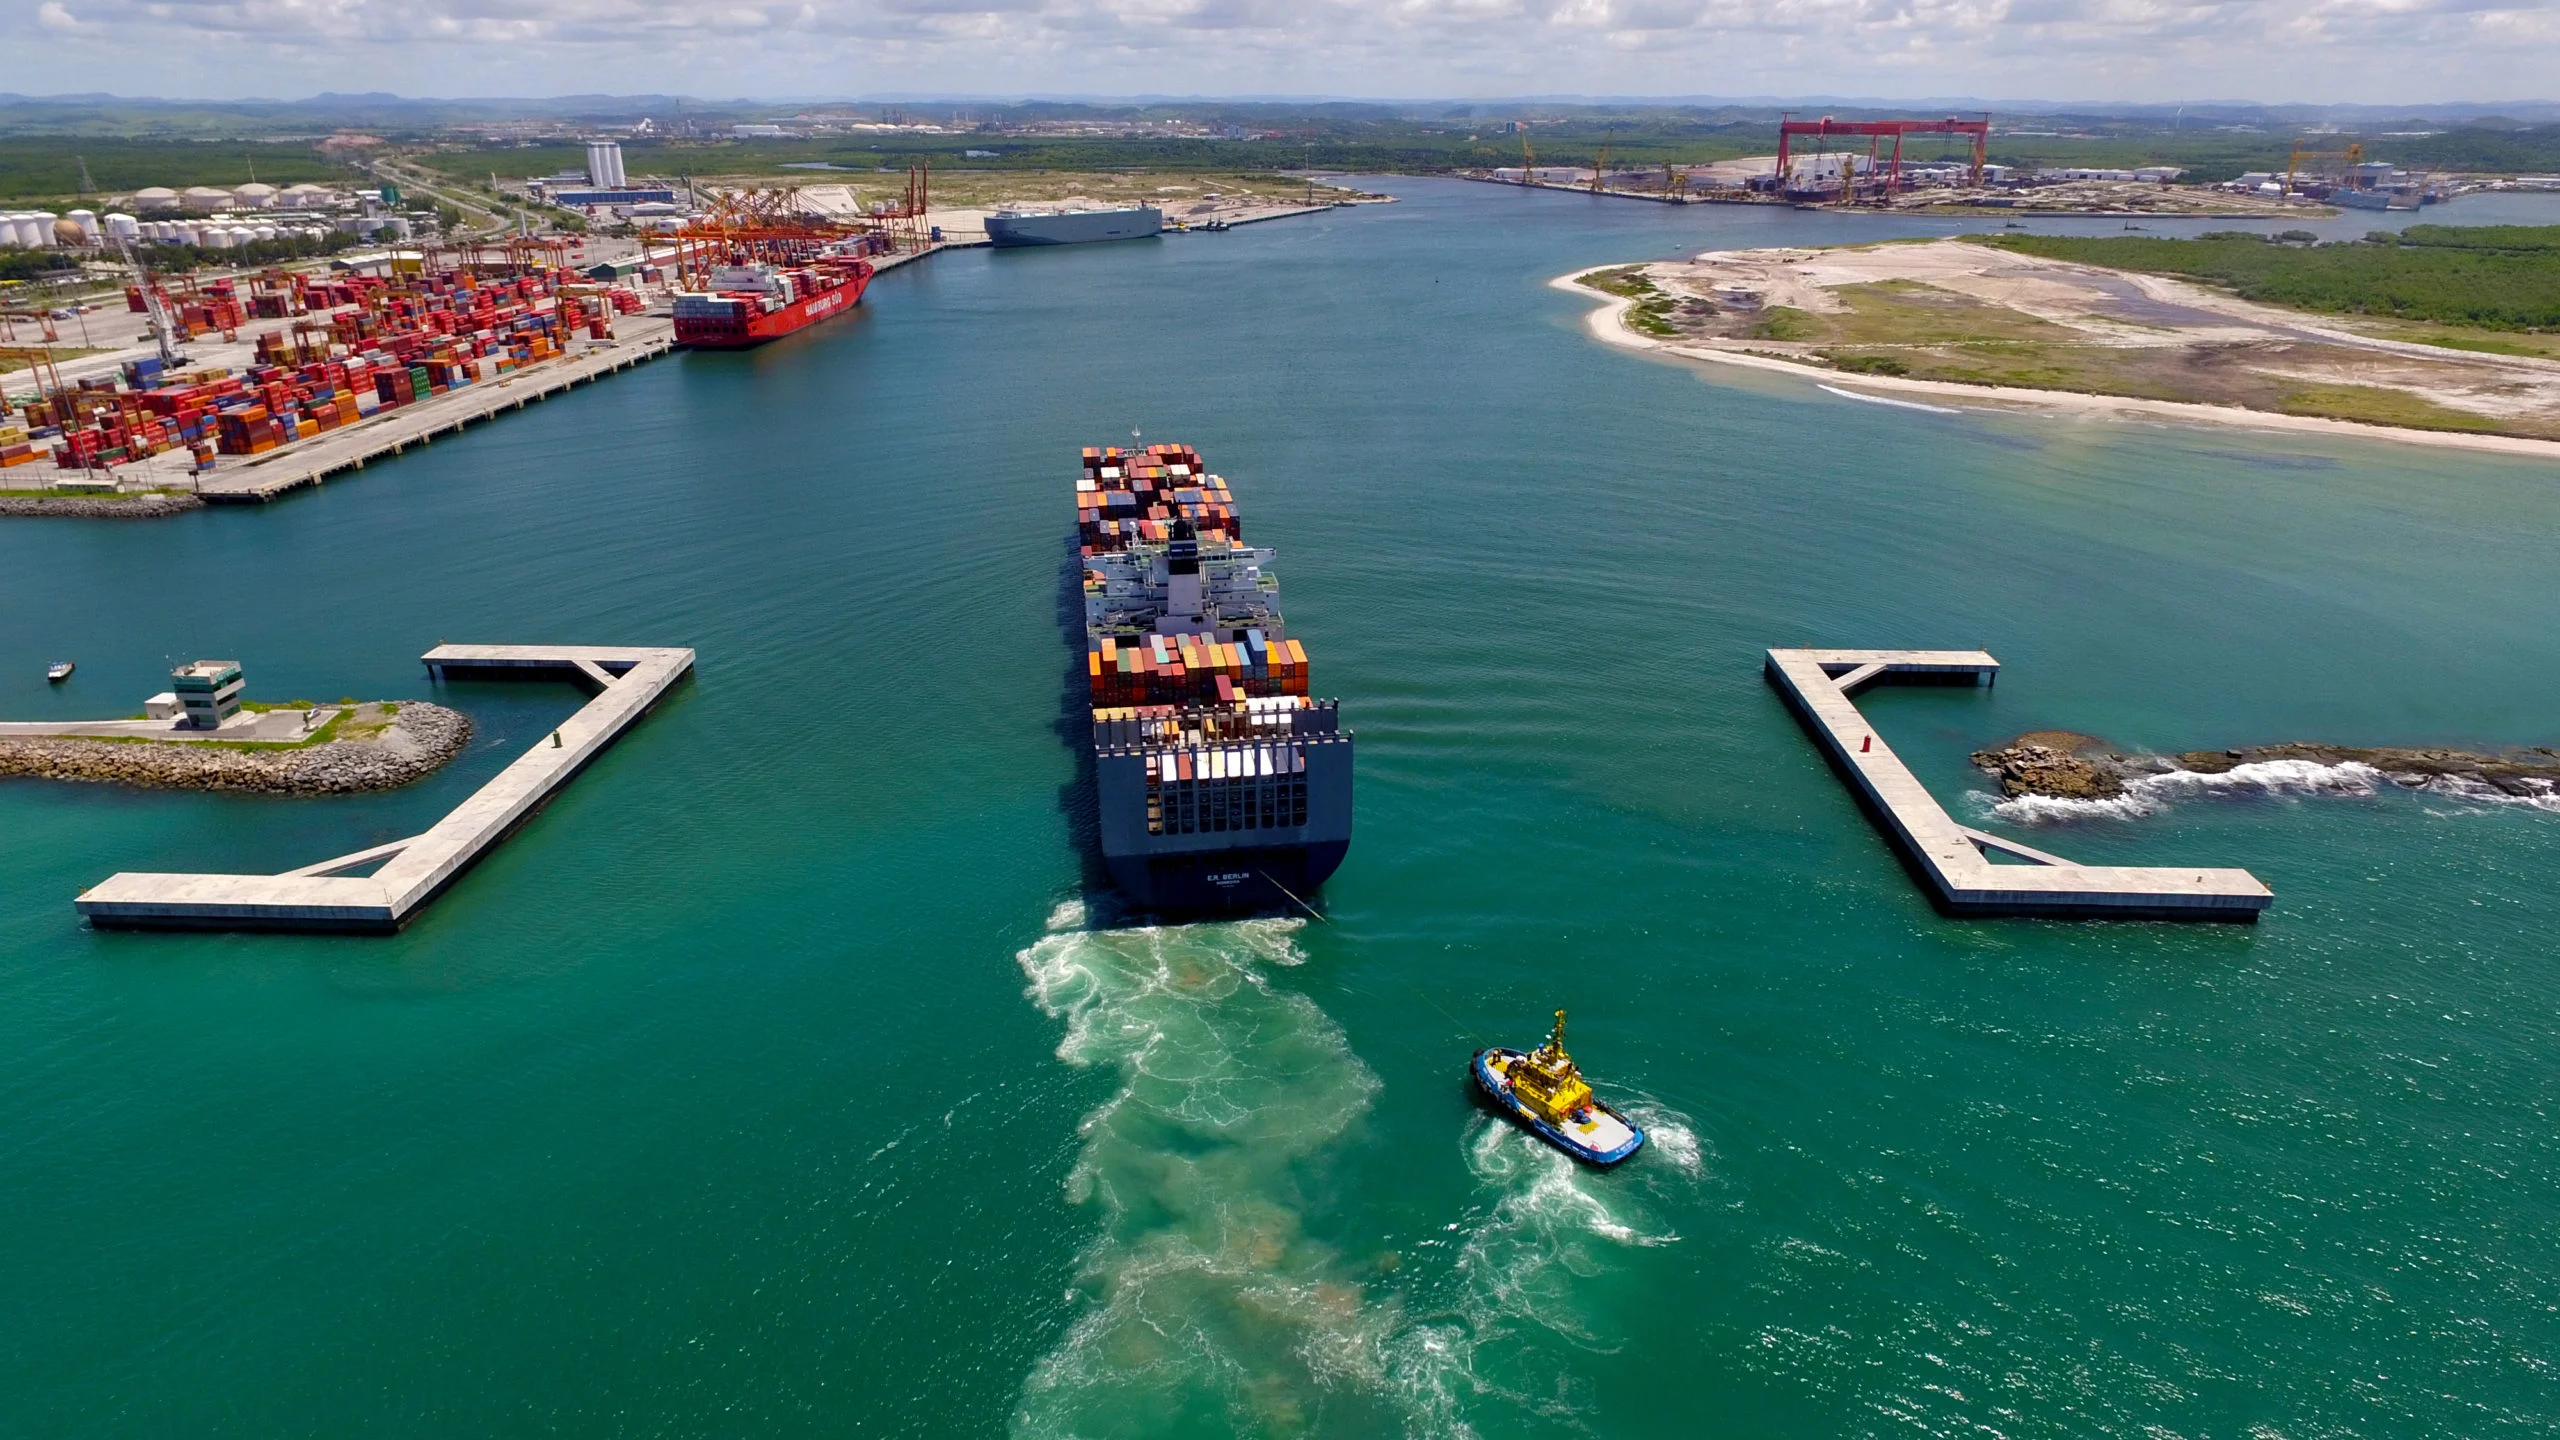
[
  {"left": 1472, "top": 1011, "right": 1646, "bottom": 1166},
  {"left": 47, "top": 660, "right": 74, "bottom": 683}
]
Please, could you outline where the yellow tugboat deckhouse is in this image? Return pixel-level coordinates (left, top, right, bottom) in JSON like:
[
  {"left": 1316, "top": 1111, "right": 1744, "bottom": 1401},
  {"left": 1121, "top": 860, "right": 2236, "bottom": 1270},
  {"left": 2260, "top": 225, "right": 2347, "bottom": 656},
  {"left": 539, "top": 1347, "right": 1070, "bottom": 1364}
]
[{"left": 1471, "top": 1010, "right": 1646, "bottom": 1166}]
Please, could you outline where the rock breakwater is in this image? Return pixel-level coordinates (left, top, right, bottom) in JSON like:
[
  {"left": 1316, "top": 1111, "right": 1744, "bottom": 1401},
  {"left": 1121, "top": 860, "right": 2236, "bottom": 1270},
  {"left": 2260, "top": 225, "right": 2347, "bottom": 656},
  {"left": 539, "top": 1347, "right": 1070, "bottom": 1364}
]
[
  {"left": 0, "top": 493, "right": 205, "bottom": 519},
  {"left": 1974, "top": 732, "right": 2560, "bottom": 807},
  {"left": 1970, "top": 732, "right": 2127, "bottom": 799},
  {"left": 0, "top": 702, "right": 469, "bottom": 793}
]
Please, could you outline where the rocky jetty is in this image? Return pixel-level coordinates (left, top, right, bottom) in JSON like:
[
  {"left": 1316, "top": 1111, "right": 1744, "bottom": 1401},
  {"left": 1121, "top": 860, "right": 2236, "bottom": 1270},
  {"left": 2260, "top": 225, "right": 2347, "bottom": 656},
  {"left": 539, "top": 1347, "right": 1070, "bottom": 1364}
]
[
  {"left": 1968, "top": 731, "right": 2129, "bottom": 799},
  {"left": 2174, "top": 742, "right": 2560, "bottom": 797},
  {"left": 0, "top": 493, "right": 204, "bottom": 519},
  {"left": 1974, "top": 731, "right": 2560, "bottom": 802},
  {"left": 0, "top": 702, "right": 469, "bottom": 793}
]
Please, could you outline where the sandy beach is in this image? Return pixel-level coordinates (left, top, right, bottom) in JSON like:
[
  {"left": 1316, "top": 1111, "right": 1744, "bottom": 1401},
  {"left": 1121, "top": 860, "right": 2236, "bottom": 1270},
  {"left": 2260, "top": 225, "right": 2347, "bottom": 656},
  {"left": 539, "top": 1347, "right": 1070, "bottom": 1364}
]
[{"left": 1555, "top": 246, "right": 2560, "bottom": 462}]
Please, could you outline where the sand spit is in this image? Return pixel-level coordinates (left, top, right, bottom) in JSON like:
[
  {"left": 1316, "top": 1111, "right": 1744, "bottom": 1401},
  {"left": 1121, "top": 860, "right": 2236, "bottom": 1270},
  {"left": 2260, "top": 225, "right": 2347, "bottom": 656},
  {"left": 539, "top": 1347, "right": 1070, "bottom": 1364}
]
[{"left": 1557, "top": 243, "right": 2560, "bottom": 460}]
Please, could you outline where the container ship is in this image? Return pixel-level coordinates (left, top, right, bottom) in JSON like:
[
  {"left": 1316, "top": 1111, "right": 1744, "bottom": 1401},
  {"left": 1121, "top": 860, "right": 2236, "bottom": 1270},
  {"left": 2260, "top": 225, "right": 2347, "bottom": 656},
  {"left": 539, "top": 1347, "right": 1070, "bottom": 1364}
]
[
  {"left": 988, "top": 206, "right": 1163, "bottom": 248},
  {"left": 673, "top": 256, "right": 874, "bottom": 348},
  {"left": 1076, "top": 443, "right": 1352, "bottom": 911}
]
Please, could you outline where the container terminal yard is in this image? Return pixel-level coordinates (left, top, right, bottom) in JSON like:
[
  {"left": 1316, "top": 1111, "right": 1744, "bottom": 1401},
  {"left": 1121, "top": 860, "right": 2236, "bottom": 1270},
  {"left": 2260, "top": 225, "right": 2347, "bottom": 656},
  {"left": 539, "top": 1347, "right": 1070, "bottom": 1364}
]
[{"left": 1, "top": 157, "right": 1356, "bottom": 510}]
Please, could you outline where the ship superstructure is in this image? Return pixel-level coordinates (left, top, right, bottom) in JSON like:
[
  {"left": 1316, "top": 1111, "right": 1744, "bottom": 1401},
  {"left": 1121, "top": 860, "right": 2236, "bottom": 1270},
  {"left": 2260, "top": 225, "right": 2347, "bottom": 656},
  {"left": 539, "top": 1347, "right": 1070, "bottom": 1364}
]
[{"left": 1076, "top": 444, "right": 1352, "bottom": 911}]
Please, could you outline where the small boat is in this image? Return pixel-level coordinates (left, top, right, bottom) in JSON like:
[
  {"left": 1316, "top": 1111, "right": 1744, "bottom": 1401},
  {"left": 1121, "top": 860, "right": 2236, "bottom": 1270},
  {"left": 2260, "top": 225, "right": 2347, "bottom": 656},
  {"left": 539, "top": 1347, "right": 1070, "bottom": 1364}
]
[
  {"left": 47, "top": 661, "right": 74, "bottom": 683},
  {"left": 1472, "top": 1011, "right": 1645, "bottom": 1166}
]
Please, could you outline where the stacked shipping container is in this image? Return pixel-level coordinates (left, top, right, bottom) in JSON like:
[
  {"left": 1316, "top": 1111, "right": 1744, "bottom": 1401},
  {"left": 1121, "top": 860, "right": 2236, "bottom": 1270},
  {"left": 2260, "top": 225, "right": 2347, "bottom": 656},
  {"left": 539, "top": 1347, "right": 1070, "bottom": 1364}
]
[
  {"left": 1077, "top": 442, "right": 1354, "bottom": 908},
  {"left": 1075, "top": 442, "right": 1242, "bottom": 553},
  {"left": 10, "top": 261, "right": 643, "bottom": 472}
]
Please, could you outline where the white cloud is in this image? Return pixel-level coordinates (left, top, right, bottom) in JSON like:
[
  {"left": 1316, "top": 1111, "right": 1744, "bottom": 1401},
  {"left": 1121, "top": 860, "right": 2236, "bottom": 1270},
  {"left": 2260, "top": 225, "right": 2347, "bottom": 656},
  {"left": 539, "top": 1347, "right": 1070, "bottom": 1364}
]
[{"left": 4, "top": 0, "right": 2556, "bottom": 100}]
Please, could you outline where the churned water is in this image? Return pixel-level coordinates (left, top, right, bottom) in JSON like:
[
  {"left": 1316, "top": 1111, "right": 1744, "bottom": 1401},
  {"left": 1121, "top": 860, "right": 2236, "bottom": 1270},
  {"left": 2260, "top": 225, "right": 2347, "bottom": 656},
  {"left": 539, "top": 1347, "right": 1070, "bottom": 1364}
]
[{"left": 3, "top": 180, "right": 2557, "bottom": 1437}]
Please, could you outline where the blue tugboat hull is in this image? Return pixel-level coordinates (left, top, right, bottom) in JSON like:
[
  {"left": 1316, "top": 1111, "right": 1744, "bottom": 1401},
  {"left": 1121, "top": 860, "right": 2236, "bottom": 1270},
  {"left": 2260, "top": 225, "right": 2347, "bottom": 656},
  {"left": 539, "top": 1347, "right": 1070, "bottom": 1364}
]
[{"left": 1471, "top": 1048, "right": 1646, "bottom": 1166}]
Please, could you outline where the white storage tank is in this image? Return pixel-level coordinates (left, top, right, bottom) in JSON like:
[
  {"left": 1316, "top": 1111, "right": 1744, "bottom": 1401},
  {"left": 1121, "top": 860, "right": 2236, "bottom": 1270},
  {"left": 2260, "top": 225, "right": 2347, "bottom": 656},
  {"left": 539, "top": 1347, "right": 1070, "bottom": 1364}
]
[
  {"left": 182, "top": 185, "right": 233, "bottom": 211},
  {"left": 202, "top": 225, "right": 233, "bottom": 249},
  {"left": 104, "top": 213, "right": 139, "bottom": 241},
  {"left": 25, "top": 212, "right": 58, "bottom": 247},
  {"left": 228, "top": 225, "right": 258, "bottom": 247},
  {"left": 0, "top": 214, "right": 21, "bottom": 249},
  {"left": 131, "top": 187, "right": 180, "bottom": 212},
  {"left": 233, "top": 182, "right": 278, "bottom": 210},
  {"left": 65, "top": 209, "right": 98, "bottom": 244}
]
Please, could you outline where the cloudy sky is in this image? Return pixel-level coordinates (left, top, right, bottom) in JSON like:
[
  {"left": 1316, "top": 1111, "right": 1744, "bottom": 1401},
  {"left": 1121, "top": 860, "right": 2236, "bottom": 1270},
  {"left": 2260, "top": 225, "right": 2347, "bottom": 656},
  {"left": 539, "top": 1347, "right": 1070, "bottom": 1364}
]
[{"left": 15, "top": 0, "right": 2558, "bottom": 106}]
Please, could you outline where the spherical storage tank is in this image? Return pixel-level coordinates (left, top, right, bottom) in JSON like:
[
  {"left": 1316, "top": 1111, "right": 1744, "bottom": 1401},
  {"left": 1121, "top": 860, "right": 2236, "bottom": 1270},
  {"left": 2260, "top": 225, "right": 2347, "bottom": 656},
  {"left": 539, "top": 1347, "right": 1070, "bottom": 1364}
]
[
  {"left": 232, "top": 182, "right": 278, "bottom": 210},
  {"left": 181, "top": 186, "right": 233, "bottom": 211},
  {"left": 132, "top": 187, "right": 180, "bottom": 212}
]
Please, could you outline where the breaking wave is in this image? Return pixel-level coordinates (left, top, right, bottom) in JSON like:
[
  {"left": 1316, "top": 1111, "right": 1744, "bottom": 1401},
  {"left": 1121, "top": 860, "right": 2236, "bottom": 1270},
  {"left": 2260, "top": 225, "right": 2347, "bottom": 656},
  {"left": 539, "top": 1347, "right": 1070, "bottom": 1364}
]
[
  {"left": 1981, "top": 756, "right": 2560, "bottom": 825},
  {"left": 1979, "top": 759, "right": 2389, "bottom": 825},
  {"left": 1013, "top": 908, "right": 1438, "bottom": 1438},
  {"left": 2401, "top": 770, "right": 2560, "bottom": 814}
]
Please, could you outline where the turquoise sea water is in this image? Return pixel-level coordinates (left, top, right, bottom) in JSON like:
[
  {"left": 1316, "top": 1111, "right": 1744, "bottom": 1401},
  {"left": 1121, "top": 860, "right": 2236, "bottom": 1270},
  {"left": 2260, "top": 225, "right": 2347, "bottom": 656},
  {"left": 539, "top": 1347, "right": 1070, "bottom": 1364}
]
[{"left": 3, "top": 180, "right": 2557, "bottom": 1437}]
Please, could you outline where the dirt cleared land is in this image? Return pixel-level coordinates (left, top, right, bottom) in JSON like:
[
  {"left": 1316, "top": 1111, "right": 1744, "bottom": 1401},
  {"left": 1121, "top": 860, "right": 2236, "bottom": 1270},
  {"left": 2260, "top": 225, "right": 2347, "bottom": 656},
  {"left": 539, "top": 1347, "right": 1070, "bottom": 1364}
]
[
  {"left": 705, "top": 169, "right": 1362, "bottom": 215},
  {"left": 1576, "top": 239, "right": 2560, "bottom": 444},
  {"left": 1886, "top": 180, "right": 2310, "bottom": 216},
  {"left": 723, "top": 170, "right": 1375, "bottom": 243}
]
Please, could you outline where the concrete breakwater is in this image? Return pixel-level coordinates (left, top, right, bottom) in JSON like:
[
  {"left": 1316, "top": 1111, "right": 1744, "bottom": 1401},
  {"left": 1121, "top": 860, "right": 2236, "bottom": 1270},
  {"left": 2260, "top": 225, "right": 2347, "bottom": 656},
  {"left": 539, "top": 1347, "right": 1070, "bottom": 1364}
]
[
  {"left": 0, "top": 702, "right": 468, "bottom": 793},
  {"left": 1767, "top": 649, "right": 2273, "bottom": 919},
  {"left": 76, "top": 644, "right": 692, "bottom": 932}
]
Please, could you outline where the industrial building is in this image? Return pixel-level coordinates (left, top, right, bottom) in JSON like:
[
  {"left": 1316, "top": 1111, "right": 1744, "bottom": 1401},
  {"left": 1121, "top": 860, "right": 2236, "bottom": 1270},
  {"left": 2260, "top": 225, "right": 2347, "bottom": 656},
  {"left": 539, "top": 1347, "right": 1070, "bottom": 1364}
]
[{"left": 584, "top": 140, "right": 626, "bottom": 189}]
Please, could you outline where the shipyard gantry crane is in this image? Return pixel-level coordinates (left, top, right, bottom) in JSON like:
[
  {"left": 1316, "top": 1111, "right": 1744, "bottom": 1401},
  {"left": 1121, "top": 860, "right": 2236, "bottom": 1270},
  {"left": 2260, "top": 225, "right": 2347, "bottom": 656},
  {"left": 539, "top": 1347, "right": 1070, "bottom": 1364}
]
[
  {"left": 2283, "top": 140, "right": 2364, "bottom": 196},
  {"left": 1776, "top": 114, "right": 1991, "bottom": 198}
]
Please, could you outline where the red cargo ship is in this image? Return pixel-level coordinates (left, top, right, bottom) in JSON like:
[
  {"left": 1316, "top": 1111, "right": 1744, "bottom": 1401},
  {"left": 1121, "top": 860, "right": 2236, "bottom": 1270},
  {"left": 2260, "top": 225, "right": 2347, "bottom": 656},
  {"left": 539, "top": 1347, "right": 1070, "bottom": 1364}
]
[{"left": 673, "top": 258, "right": 874, "bottom": 349}]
